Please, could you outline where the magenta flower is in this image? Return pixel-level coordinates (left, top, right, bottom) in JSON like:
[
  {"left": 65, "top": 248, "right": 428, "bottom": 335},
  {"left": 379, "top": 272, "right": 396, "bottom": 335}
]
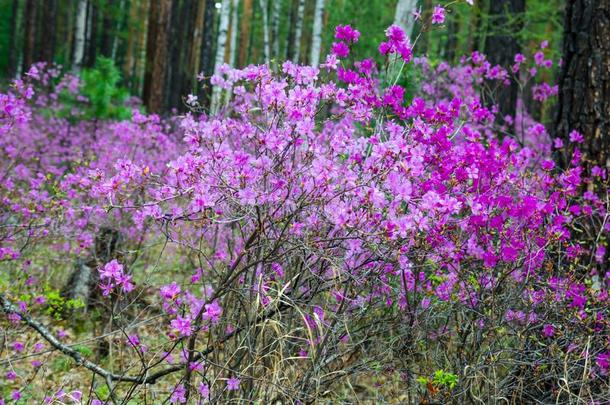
[
  {"left": 334, "top": 24, "right": 360, "bottom": 43},
  {"left": 432, "top": 5, "right": 446, "bottom": 24},
  {"left": 331, "top": 42, "right": 350, "bottom": 58},
  {"left": 226, "top": 376, "right": 241, "bottom": 391},
  {"left": 170, "top": 316, "right": 192, "bottom": 337},
  {"left": 542, "top": 324, "right": 555, "bottom": 337}
]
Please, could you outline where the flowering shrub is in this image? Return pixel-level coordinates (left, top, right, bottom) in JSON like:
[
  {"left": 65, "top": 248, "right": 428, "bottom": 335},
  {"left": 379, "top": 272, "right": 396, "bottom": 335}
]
[{"left": 1, "top": 19, "right": 608, "bottom": 405}]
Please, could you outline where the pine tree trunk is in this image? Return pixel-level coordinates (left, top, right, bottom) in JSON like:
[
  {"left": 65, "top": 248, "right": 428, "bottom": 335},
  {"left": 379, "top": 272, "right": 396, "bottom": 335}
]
[
  {"left": 143, "top": 0, "right": 172, "bottom": 114},
  {"left": 73, "top": 0, "right": 88, "bottom": 69},
  {"left": 100, "top": 0, "right": 115, "bottom": 57},
  {"left": 165, "top": 0, "right": 183, "bottom": 110},
  {"left": 291, "top": 0, "right": 305, "bottom": 63},
  {"left": 554, "top": 0, "right": 610, "bottom": 170},
  {"left": 444, "top": 11, "right": 460, "bottom": 64},
  {"left": 22, "top": 0, "right": 37, "bottom": 73},
  {"left": 7, "top": 0, "right": 19, "bottom": 78},
  {"left": 200, "top": 0, "right": 217, "bottom": 106},
  {"left": 39, "top": 0, "right": 57, "bottom": 63},
  {"left": 483, "top": 0, "right": 525, "bottom": 122},
  {"left": 134, "top": 0, "right": 150, "bottom": 95},
  {"left": 210, "top": 0, "right": 231, "bottom": 113},
  {"left": 85, "top": 1, "right": 98, "bottom": 67},
  {"left": 309, "top": 0, "right": 325, "bottom": 66},
  {"left": 238, "top": 0, "right": 253, "bottom": 67},
  {"left": 124, "top": 0, "right": 139, "bottom": 84}
]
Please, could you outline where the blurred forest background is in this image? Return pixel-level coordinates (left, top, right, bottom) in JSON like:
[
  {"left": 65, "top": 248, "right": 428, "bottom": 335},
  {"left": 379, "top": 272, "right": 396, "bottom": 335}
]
[{"left": 0, "top": 0, "right": 565, "bottom": 114}]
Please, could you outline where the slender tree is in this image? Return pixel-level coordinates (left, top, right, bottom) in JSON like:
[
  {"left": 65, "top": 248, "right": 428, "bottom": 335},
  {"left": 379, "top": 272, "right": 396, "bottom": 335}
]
[
  {"left": 309, "top": 0, "right": 324, "bottom": 66},
  {"left": 85, "top": 1, "right": 98, "bottom": 67},
  {"left": 229, "top": 0, "right": 240, "bottom": 66},
  {"left": 554, "top": 0, "right": 610, "bottom": 170},
  {"left": 143, "top": 0, "right": 172, "bottom": 113},
  {"left": 210, "top": 0, "right": 231, "bottom": 112},
  {"left": 483, "top": 0, "right": 526, "bottom": 121},
  {"left": 100, "top": 0, "right": 115, "bottom": 57},
  {"left": 200, "top": 0, "right": 217, "bottom": 105},
  {"left": 22, "top": 0, "right": 37, "bottom": 73},
  {"left": 7, "top": 0, "right": 19, "bottom": 78},
  {"left": 238, "top": 0, "right": 253, "bottom": 67},
  {"left": 73, "top": 0, "right": 89, "bottom": 70},
  {"left": 394, "top": 0, "right": 418, "bottom": 40},
  {"left": 271, "top": 0, "right": 281, "bottom": 59},
  {"left": 259, "top": 0, "right": 271, "bottom": 63},
  {"left": 39, "top": 0, "right": 58, "bottom": 63},
  {"left": 291, "top": 0, "right": 305, "bottom": 63}
]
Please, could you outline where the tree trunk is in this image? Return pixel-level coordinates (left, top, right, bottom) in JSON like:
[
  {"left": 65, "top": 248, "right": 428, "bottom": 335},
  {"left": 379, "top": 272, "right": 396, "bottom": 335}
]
[
  {"left": 309, "top": 0, "right": 325, "bottom": 66},
  {"left": 229, "top": 0, "right": 240, "bottom": 66},
  {"left": 259, "top": 0, "right": 271, "bottom": 64},
  {"left": 165, "top": 0, "right": 183, "bottom": 110},
  {"left": 124, "top": 0, "right": 139, "bottom": 84},
  {"left": 444, "top": 11, "right": 460, "bottom": 64},
  {"left": 22, "top": 0, "right": 37, "bottom": 73},
  {"left": 73, "top": 0, "right": 88, "bottom": 70},
  {"left": 199, "top": 0, "right": 217, "bottom": 106},
  {"left": 554, "top": 0, "right": 610, "bottom": 170},
  {"left": 7, "top": 0, "right": 19, "bottom": 78},
  {"left": 85, "top": 1, "right": 98, "bottom": 67},
  {"left": 38, "top": 0, "right": 57, "bottom": 63},
  {"left": 394, "top": 0, "right": 418, "bottom": 40},
  {"left": 271, "top": 0, "right": 281, "bottom": 59},
  {"left": 483, "top": 0, "right": 525, "bottom": 122},
  {"left": 100, "top": 0, "right": 115, "bottom": 57},
  {"left": 143, "top": 0, "right": 172, "bottom": 114},
  {"left": 190, "top": 0, "right": 207, "bottom": 77},
  {"left": 210, "top": 0, "right": 231, "bottom": 113},
  {"left": 291, "top": 0, "right": 305, "bottom": 63},
  {"left": 238, "top": 0, "right": 253, "bottom": 67}
]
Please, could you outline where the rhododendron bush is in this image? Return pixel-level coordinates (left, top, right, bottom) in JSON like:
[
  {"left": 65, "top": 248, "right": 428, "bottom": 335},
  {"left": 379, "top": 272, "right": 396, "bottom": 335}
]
[{"left": 1, "top": 22, "right": 609, "bottom": 404}]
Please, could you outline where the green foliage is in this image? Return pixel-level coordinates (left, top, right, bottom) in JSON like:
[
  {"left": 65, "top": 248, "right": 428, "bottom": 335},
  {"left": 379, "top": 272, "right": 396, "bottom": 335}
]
[
  {"left": 43, "top": 286, "right": 85, "bottom": 319},
  {"left": 79, "top": 57, "right": 132, "bottom": 120},
  {"left": 432, "top": 369, "right": 458, "bottom": 389}
]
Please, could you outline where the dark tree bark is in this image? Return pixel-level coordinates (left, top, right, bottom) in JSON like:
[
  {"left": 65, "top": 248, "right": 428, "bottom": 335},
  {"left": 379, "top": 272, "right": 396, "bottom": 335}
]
[
  {"left": 239, "top": 0, "right": 254, "bottom": 67},
  {"left": 554, "top": 0, "right": 610, "bottom": 170},
  {"left": 100, "top": 0, "right": 115, "bottom": 57},
  {"left": 143, "top": 0, "right": 172, "bottom": 114},
  {"left": 22, "top": 0, "right": 38, "bottom": 73},
  {"left": 444, "top": 11, "right": 460, "bottom": 64},
  {"left": 85, "top": 1, "right": 98, "bottom": 67},
  {"left": 7, "top": 0, "right": 19, "bottom": 78},
  {"left": 199, "top": 0, "right": 217, "bottom": 106},
  {"left": 39, "top": 0, "right": 58, "bottom": 63},
  {"left": 484, "top": 0, "right": 525, "bottom": 122}
]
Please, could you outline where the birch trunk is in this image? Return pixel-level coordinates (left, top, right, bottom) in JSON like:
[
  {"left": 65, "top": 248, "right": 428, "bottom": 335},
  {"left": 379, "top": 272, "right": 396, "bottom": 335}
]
[
  {"left": 73, "top": 0, "right": 88, "bottom": 70},
  {"left": 229, "top": 0, "right": 240, "bottom": 66},
  {"left": 291, "top": 0, "right": 305, "bottom": 63},
  {"left": 309, "top": 0, "right": 324, "bottom": 66},
  {"left": 271, "top": 0, "right": 281, "bottom": 59},
  {"left": 393, "top": 0, "right": 417, "bottom": 40},
  {"left": 211, "top": 0, "right": 232, "bottom": 114},
  {"left": 259, "top": 0, "right": 271, "bottom": 64}
]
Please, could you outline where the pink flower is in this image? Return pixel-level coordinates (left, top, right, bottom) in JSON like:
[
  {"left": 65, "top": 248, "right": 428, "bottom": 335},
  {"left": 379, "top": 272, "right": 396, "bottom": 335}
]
[
  {"left": 334, "top": 24, "right": 360, "bottom": 43},
  {"left": 331, "top": 42, "right": 350, "bottom": 58},
  {"left": 170, "top": 316, "right": 192, "bottom": 337},
  {"left": 569, "top": 130, "right": 584, "bottom": 144},
  {"left": 432, "top": 5, "right": 446, "bottom": 24},
  {"left": 542, "top": 324, "right": 555, "bottom": 337},
  {"left": 227, "top": 376, "right": 241, "bottom": 391}
]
